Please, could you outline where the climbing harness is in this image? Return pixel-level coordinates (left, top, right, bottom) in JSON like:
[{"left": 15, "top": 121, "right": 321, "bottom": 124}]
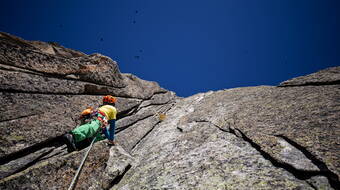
[
  {"left": 78, "top": 106, "right": 108, "bottom": 125},
  {"left": 67, "top": 99, "right": 169, "bottom": 189},
  {"left": 67, "top": 128, "right": 100, "bottom": 190},
  {"left": 97, "top": 111, "right": 108, "bottom": 127}
]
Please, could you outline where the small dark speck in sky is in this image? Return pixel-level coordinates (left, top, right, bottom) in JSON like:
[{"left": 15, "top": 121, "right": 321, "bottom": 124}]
[
  {"left": 1, "top": 1, "right": 337, "bottom": 97},
  {"left": 243, "top": 50, "right": 249, "bottom": 55},
  {"left": 283, "top": 56, "right": 288, "bottom": 64},
  {"left": 133, "top": 10, "right": 138, "bottom": 24}
]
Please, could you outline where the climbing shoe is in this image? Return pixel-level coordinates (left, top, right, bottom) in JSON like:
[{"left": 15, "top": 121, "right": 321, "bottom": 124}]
[
  {"left": 63, "top": 133, "right": 77, "bottom": 152},
  {"left": 107, "top": 140, "right": 116, "bottom": 146}
]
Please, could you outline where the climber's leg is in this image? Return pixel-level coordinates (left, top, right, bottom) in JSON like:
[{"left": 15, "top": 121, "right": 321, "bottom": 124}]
[{"left": 71, "top": 119, "right": 101, "bottom": 142}]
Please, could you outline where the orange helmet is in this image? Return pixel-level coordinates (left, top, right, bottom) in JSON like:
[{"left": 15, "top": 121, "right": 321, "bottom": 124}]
[{"left": 103, "top": 95, "right": 117, "bottom": 104}]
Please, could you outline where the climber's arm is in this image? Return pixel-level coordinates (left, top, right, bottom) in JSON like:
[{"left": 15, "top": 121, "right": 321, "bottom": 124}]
[{"left": 107, "top": 119, "right": 116, "bottom": 141}]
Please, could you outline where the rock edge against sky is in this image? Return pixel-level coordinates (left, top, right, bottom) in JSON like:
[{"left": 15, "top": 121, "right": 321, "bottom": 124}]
[{"left": 0, "top": 32, "right": 339, "bottom": 190}]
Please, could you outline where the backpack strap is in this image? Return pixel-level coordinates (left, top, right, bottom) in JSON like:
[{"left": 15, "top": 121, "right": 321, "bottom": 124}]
[{"left": 97, "top": 111, "right": 108, "bottom": 127}]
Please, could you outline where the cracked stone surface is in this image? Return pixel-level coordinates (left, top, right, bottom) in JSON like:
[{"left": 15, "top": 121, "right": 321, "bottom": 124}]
[
  {"left": 0, "top": 32, "right": 172, "bottom": 156},
  {"left": 0, "top": 141, "right": 112, "bottom": 190},
  {"left": 276, "top": 137, "right": 319, "bottom": 171},
  {"left": 0, "top": 32, "right": 177, "bottom": 189},
  {"left": 279, "top": 67, "right": 340, "bottom": 86},
  {"left": 112, "top": 94, "right": 313, "bottom": 190},
  {"left": 190, "top": 85, "right": 339, "bottom": 179},
  {"left": 112, "top": 67, "right": 339, "bottom": 189},
  {"left": 1, "top": 32, "right": 339, "bottom": 190}
]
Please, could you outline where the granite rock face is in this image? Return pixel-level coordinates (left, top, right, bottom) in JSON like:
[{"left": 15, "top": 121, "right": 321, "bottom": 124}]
[
  {"left": 0, "top": 32, "right": 177, "bottom": 190},
  {"left": 279, "top": 66, "right": 340, "bottom": 87},
  {"left": 0, "top": 33, "right": 339, "bottom": 190}
]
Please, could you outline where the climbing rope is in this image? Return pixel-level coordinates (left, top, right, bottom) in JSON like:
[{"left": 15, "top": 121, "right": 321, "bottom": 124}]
[{"left": 67, "top": 132, "right": 99, "bottom": 190}]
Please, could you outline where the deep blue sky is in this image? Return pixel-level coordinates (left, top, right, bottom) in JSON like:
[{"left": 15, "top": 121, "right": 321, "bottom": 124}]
[{"left": 1, "top": 1, "right": 339, "bottom": 97}]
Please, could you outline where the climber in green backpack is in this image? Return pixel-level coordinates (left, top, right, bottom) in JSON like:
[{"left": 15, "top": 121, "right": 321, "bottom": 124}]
[{"left": 63, "top": 95, "right": 117, "bottom": 152}]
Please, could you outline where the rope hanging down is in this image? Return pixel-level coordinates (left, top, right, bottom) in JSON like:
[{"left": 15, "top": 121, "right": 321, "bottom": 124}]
[
  {"left": 67, "top": 132, "right": 99, "bottom": 190},
  {"left": 67, "top": 104, "right": 170, "bottom": 189}
]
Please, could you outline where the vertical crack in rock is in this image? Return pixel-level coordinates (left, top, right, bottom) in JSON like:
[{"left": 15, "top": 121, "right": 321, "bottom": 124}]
[
  {"left": 10, "top": 148, "right": 54, "bottom": 176},
  {"left": 146, "top": 90, "right": 169, "bottom": 97},
  {"left": 35, "top": 146, "right": 67, "bottom": 162},
  {"left": 130, "top": 120, "right": 162, "bottom": 151},
  {"left": 0, "top": 135, "right": 64, "bottom": 166},
  {"left": 0, "top": 102, "right": 139, "bottom": 178},
  {"left": 134, "top": 92, "right": 176, "bottom": 119},
  {"left": 0, "top": 89, "right": 138, "bottom": 96},
  {"left": 116, "top": 115, "right": 154, "bottom": 134},
  {"left": 117, "top": 93, "right": 175, "bottom": 121},
  {"left": 176, "top": 126, "right": 183, "bottom": 132},
  {"left": 130, "top": 103, "right": 176, "bottom": 151},
  {"left": 275, "top": 134, "right": 340, "bottom": 189},
  {"left": 278, "top": 80, "right": 340, "bottom": 87},
  {"left": 109, "top": 164, "right": 132, "bottom": 188},
  {"left": 136, "top": 101, "right": 171, "bottom": 112},
  {"left": 306, "top": 181, "right": 318, "bottom": 190},
  {"left": 116, "top": 104, "right": 140, "bottom": 120},
  {"left": 0, "top": 61, "right": 125, "bottom": 89},
  {"left": 0, "top": 64, "right": 125, "bottom": 89},
  {"left": 0, "top": 97, "right": 170, "bottom": 179},
  {"left": 0, "top": 113, "right": 41, "bottom": 123},
  {"left": 0, "top": 136, "right": 67, "bottom": 179},
  {"left": 117, "top": 101, "right": 175, "bottom": 133},
  {"left": 198, "top": 120, "right": 339, "bottom": 189}
]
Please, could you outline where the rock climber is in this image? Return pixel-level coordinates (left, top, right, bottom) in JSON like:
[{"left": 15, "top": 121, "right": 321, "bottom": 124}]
[{"left": 63, "top": 95, "right": 117, "bottom": 152}]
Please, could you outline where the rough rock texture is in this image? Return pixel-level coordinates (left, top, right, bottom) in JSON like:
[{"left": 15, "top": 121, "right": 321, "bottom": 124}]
[
  {"left": 0, "top": 33, "right": 339, "bottom": 190},
  {"left": 0, "top": 32, "right": 177, "bottom": 189},
  {"left": 113, "top": 95, "right": 313, "bottom": 190},
  {"left": 279, "top": 66, "right": 340, "bottom": 86}
]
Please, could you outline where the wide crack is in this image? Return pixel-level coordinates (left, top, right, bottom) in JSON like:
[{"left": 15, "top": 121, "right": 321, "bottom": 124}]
[
  {"left": 0, "top": 95, "right": 175, "bottom": 180},
  {"left": 278, "top": 80, "right": 340, "bottom": 87},
  {"left": 0, "top": 113, "right": 41, "bottom": 123},
  {"left": 0, "top": 62, "right": 126, "bottom": 89},
  {"left": 198, "top": 120, "right": 339, "bottom": 189},
  {"left": 0, "top": 88, "right": 144, "bottom": 98},
  {"left": 0, "top": 101, "right": 140, "bottom": 168},
  {"left": 108, "top": 164, "right": 132, "bottom": 189},
  {"left": 9, "top": 148, "right": 54, "bottom": 177},
  {"left": 0, "top": 135, "right": 64, "bottom": 166},
  {"left": 275, "top": 135, "right": 340, "bottom": 189},
  {"left": 116, "top": 104, "right": 140, "bottom": 120},
  {"left": 0, "top": 135, "right": 66, "bottom": 179}
]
